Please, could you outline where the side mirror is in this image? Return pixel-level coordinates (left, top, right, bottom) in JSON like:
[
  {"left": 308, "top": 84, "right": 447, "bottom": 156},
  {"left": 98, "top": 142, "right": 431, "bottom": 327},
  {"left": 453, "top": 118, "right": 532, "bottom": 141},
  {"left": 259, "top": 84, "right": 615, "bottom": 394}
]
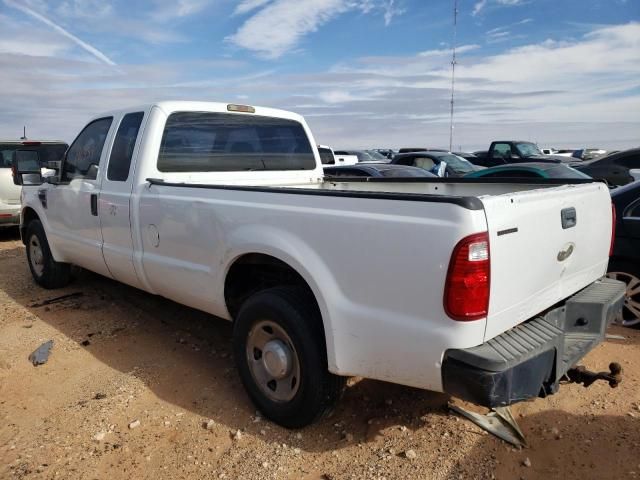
[
  {"left": 86, "top": 163, "right": 99, "bottom": 180},
  {"left": 12, "top": 150, "right": 42, "bottom": 186}
]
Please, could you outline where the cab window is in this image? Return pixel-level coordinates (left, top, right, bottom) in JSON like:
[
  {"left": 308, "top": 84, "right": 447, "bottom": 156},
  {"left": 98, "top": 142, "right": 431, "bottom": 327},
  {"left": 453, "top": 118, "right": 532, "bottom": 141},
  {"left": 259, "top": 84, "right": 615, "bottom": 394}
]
[
  {"left": 62, "top": 117, "right": 113, "bottom": 182},
  {"left": 107, "top": 112, "right": 144, "bottom": 182},
  {"left": 158, "top": 112, "right": 315, "bottom": 172}
]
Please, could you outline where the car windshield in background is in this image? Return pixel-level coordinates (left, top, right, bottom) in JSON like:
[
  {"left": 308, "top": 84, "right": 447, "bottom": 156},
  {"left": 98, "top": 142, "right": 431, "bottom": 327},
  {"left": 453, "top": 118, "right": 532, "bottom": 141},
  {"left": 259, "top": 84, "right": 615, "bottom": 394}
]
[
  {"left": 516, "top": 142, "right": 543, "bottom": 158},
  {"left": 158, "top": 112, "right": 316, "bottom": 172},
  {"left": 365, "top": 150, "right": 387, "bottom": 160},
  {"left": 0, "top": 143, "right": 67, "bottom": 168},
  {"left": 431, "top": 153, "right": 476, "bottom": 174}
]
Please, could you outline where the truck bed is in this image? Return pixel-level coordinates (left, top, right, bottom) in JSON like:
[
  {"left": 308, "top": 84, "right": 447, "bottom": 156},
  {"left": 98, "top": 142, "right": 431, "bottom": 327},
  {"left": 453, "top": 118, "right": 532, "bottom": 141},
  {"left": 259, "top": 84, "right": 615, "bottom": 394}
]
[{"left": 143, "top": 176, "right": 612, "bottom": 391}]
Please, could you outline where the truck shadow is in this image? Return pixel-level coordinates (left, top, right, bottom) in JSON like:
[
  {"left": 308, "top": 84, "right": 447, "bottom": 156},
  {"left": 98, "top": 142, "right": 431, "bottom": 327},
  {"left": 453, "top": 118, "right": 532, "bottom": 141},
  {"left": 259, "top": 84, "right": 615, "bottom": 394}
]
[
  {"left": 0, "top": 243, "right": 450, "bottom": 453},
  {"left": 448, "top": 409, "right": 640, "bottom": 480}
]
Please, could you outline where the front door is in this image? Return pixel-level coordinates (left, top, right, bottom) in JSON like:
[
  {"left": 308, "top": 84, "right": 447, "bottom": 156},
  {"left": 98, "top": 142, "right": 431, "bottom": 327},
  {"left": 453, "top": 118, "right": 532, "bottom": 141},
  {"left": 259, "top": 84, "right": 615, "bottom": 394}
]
[
  {"left": 45, "top": 117, "right": 114, "bottom": 277},
  {"left": 99, "top": 111, "right": 146, "bottom": 289}
]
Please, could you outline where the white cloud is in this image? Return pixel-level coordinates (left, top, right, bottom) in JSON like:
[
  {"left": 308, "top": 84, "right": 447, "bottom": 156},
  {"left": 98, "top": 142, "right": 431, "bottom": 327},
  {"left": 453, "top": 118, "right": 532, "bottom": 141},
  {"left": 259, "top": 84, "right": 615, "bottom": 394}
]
[
  {"left": 3, "top": 0, "right": 115, "bottom": 65},
  {"left": 382, "top": 0, "right": 404, "bottom": 26},
  {"left": 151, "top": 0, "right": 211, "bottom": 20},
  {"left": 419, "top": 44, "right": 480, "bottom": 57},
  {"left": 228, "top": 0, "right": 404, "bottom": 58},
  {"left": 473, "top": 0, "right": 525, "bottom": 17},
  {"left": 472, "top": 0, "right": 487, "bottom": 16},
  {"left": 0, "top": 20, "right": 637, "bottom": 152}
]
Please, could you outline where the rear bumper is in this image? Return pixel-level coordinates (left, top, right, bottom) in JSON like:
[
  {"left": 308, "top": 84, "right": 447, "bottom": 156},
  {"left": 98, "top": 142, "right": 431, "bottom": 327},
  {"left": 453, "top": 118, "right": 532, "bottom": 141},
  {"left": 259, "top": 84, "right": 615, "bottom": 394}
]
[
  {"left": 442, "top": 278, "right": 625, "bottom": 407},
  {"left": 0, "top": 203, "right": 20, "bottom": 226}
]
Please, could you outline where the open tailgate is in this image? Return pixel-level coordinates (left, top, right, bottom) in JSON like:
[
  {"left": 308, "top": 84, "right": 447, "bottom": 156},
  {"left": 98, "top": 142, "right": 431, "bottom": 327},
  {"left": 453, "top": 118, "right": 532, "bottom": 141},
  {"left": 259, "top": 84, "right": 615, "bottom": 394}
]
[{"left": 481, "top": 182, "right": 613, "bottom": 341}]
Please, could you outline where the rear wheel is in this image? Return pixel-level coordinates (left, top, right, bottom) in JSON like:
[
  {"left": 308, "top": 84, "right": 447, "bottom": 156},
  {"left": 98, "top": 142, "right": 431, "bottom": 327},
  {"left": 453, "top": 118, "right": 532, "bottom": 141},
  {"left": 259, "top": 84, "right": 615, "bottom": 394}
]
[
  {"left": 607, "top": 261, "right": 640, "bottom": 328},
  {"left": 232, "top": 286, "right": 346, "bottom": 428},
  {"left": 25, "top": 220, "right": 71, "bottom": 289}
]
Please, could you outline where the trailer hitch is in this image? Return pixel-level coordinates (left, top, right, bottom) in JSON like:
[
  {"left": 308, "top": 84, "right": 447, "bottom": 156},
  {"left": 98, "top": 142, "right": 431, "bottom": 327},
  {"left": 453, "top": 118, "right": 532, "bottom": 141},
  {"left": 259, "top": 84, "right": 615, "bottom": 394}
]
[{"left": 566, "top": 362, "right": 622, "bottom": 388}]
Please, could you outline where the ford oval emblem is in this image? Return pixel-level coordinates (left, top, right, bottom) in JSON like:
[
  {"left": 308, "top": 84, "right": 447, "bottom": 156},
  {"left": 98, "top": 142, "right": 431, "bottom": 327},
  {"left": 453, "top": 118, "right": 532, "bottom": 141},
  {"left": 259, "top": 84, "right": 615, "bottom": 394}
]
[{"left": 557, "top": 243, "right": 575, "bottom": 262}]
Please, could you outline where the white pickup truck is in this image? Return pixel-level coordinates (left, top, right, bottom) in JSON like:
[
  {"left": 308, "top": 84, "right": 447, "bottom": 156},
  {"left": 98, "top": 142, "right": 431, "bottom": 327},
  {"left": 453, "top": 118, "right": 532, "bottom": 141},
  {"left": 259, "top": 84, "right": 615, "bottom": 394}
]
[{"left": 14, "top": 102, "right": 625, "bottom": 428}]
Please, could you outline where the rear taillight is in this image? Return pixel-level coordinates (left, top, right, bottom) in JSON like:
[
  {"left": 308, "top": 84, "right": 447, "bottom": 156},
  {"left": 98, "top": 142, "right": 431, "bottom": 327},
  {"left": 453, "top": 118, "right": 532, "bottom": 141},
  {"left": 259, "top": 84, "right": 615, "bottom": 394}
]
[
  {"left": 610, "top": 203, "right": 616, "bottom": 257},
  {"left": 444, "top": 232, "right": 490, "bottom": 321}
]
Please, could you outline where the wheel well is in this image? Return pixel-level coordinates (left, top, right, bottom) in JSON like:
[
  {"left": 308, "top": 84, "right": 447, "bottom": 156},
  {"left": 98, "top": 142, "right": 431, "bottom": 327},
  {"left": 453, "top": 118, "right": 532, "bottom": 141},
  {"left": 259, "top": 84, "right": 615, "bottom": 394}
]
[
  {"left": 21, "top": 207, "right": 40, "bottom": 244},
  {"left": 224, "top": 254, "right": 315, "bottom": 319}
]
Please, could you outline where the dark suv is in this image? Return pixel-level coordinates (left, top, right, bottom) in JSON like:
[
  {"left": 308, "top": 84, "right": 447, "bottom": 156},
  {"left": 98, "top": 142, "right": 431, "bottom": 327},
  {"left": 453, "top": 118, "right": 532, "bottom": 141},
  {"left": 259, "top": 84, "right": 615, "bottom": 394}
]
[{"left": 575, "top": 148, "right": 640, "bottom": 186}]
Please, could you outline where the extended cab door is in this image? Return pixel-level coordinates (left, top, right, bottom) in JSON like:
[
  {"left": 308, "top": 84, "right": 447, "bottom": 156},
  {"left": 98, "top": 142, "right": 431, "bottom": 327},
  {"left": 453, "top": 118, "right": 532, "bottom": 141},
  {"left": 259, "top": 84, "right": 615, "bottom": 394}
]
[
  {"left": 45, "top": 117, "right": 114, "bottom": 277},
  {"left": 99, "top": 111, "right": 146, "bottom": 289}
]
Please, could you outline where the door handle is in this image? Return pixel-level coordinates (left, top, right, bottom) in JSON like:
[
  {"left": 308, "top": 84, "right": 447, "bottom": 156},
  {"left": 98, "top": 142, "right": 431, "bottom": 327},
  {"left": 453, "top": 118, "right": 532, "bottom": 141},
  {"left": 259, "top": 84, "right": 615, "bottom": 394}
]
[{"left": 90, "top": 194, "right": 98, "bottom": 216}]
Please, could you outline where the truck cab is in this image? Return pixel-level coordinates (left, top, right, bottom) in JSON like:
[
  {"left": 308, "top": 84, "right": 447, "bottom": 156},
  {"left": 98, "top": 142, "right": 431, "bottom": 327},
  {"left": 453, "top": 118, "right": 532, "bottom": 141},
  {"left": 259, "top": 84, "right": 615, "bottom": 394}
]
[{"left": 473, "top": 141, "right": 566, "bottom": 168}]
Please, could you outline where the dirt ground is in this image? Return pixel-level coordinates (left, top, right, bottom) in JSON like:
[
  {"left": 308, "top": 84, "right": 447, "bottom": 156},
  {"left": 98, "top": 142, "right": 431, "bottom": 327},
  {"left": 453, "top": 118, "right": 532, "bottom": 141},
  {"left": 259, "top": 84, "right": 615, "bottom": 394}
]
[{"left": 0, "top": 227, "right": 639, "bottom": 480}]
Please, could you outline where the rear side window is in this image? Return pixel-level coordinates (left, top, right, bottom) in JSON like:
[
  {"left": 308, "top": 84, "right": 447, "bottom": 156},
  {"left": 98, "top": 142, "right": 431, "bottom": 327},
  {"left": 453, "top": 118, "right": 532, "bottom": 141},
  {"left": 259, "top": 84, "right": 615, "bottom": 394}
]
[
  {"left": 158, "top": 112, "right": 315, "bottom": 172},
  {"left": 107, "top": 112, "right": 144, "bottom": 181},
  {"left": 63, "top": 117, "right": 113, "bottom": 181}
]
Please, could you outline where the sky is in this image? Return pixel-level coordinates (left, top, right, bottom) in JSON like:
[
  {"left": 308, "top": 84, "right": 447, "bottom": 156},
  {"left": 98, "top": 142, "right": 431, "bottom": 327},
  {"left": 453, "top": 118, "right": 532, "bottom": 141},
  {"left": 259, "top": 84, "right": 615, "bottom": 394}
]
[{"left": 0, "top": 0, "right": 638, "bottom": 151}]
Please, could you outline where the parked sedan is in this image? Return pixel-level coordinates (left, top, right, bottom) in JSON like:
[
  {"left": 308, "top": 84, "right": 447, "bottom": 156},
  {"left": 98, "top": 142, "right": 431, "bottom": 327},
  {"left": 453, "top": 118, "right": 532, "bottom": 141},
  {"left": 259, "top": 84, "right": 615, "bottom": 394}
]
[
  {"left": 464, "top": 162, "right": 592, "bottom": 180},
  {"left": 324, "top": 163, "right": 436, "bottom": 178},
  {"left": 391, "top": 151, "right": 482, "bottom": 177},
  {"left": 574, "top": 148, "right": 640, "bottom": 186},
  {"left": 607, "top": 181, "right": 640, "bottom": 328}
]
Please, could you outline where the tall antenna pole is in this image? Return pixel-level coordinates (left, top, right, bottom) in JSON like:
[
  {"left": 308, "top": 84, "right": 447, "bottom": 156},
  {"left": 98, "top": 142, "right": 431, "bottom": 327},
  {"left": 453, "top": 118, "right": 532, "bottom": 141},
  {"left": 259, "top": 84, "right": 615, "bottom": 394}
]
[{"left": 448, "top": 0, "right": 458, "bottom": 152}]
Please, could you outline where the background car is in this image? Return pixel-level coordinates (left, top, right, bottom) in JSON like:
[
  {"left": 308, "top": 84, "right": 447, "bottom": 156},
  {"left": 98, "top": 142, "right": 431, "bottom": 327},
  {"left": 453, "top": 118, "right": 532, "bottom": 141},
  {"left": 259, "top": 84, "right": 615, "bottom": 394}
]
[
  {"left": 1, "top": 140, "right": 68, "bottom": 228},
  {"left": 571, "top": 148, "right": 608, "bottom": 161},
  {"left": 334, "top": 150, "right": 388, "bottom": 162},
  {"left": 573, "top": 148, "right": 640, "bottom": 186},
  {"left": 607, "top": 180, "right": 640, "bottom": 328},
  {"left": 464, "top": 162, "right": 592, "bottom": 180},
  {"left": 391, "top": 151, "right": 483, "bottom": 177},
  {"left": 373, "top": 149, "right": 397, "bottom": 159},
  {"left": 323, "top": 163, "right": 436, "bottom": 178}
]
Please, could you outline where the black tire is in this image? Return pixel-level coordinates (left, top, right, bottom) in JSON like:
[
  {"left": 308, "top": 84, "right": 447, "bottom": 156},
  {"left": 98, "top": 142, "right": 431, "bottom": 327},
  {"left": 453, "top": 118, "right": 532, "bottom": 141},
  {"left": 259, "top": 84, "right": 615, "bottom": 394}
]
[
  {"left": 233, "top": 286, "right": 346, "bottom": 428},
  {"left": 607, "top": 259, "right": 640, "bottom": 329},
  {"left": 25, "top": 220, "right": 71, "bottom": 289}
]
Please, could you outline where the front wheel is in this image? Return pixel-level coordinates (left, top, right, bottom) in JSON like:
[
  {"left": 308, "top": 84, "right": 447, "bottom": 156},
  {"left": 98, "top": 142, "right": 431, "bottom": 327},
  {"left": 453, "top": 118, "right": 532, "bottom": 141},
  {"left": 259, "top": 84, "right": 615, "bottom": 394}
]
[
  {"left": 607, "top": 261, "right": 640, "bottom": 328},
  {"left": 25, "top": 220, "right": 71, "bottom": 289},
  {"left": 232, "top": 286, "right": 346, "bottom": 428}
]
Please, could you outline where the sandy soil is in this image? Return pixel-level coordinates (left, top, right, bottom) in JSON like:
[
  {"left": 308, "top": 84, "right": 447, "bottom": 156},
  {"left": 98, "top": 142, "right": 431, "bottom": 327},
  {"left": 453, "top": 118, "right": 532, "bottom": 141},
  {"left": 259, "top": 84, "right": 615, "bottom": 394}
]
[{"left": 1, "top": 226, "right": 639, "bottom": 480}]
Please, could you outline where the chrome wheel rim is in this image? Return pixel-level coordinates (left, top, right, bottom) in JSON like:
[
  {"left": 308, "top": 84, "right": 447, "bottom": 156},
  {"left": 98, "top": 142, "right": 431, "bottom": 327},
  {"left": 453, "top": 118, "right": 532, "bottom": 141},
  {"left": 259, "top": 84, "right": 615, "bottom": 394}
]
[
  {"left": 246, "top": 320, "right": 300, "bottom": 402},
  {"left": 29, "top": 235, "right": 45, "bottom": 277},
  {"left": 607, "top": 271, "right": 640, "bottom": 324}
]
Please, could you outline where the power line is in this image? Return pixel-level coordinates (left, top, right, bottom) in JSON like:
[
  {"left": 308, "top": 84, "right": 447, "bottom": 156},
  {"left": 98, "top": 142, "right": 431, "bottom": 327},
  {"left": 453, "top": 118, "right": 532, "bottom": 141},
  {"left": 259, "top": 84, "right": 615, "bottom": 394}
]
[{"left": 449, "top": 0, "right": 458, "bottom": 152}]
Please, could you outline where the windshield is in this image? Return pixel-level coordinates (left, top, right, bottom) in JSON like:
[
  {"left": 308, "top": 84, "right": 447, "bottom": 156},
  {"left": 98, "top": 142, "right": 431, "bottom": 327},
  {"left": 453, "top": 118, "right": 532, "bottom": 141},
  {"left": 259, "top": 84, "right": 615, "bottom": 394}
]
[
  {"left": 516, "top": 142, "right": 542, "bottom": 158},
  {"left": 365, "top": 150, "right": 387, "bottom": 160},
  {"left": 0, "top": 143, "right": 67, "bottom": 168},
  {"left": 432, "top": 153, "right": 476, "bottom": 174}
]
